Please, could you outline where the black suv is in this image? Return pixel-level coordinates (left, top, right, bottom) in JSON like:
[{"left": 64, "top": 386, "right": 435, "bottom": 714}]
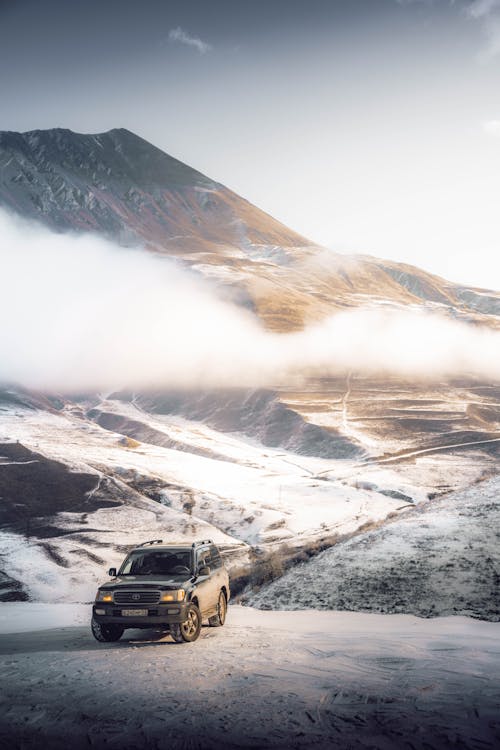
[{"left": 91, "top": 539, "right": 230, "bottom": 643}]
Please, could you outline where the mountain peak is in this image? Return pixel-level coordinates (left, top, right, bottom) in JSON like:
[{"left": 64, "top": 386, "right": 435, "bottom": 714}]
[
  {"left": 0, "top": 126, "right": 308, "bottom": 285},
  {"left": 0, "top": 126, "right": 215, "bottom": 190}
]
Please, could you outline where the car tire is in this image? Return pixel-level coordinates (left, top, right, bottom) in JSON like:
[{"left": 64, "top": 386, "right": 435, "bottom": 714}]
[
  {"left": 91, "top": 618, "right": 124, "bottom": 642},
  {"left": 209, "top": 590, "right": 227, "bottom": 627},
  {"left": 170, "top": 603, "right": 202, "bottom": 643}
]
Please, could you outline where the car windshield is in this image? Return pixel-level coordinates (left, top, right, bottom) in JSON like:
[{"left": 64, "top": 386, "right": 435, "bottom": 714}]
[{"left": 119, "top": 549, "right": 192, "bottom": 576}]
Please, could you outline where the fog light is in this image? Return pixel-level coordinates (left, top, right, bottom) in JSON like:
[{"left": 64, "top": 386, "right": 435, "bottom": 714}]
[
  {"left": 95, "top": 608, "right": 106, "bottom": 615},
  {"left": 167, "top": 608, "right": 180, "bottom": 615}
]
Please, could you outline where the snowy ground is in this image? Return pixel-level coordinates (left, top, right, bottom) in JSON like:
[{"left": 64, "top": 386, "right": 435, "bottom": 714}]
[
  {"left": 0, "top": 400, "right": 411, "bottom": 545},
  {"left": 248, "top": 475, "right": 500, "bottom": 621},
  {"left": 0, "top": 604, "right": 499, "bottom": 749}
]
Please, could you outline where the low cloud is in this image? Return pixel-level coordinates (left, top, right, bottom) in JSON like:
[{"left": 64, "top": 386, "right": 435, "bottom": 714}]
[
  {"left": 397, "top": 0, "right": 500, "bottom": 57},
  {"left": 0, "top": 210, "right": 499, "bottom": 392},
  {"left": 482, "top": 118, "right": 500, "bottom": 135},
  {"left": 168, "top": 27, "right": 212, "bottom": 54},
  {"left": 465, "top": 0, "right": 500, "bottom": 56},
  {"left": 466, "top": 0, "right": 500, "bottom": 19}
]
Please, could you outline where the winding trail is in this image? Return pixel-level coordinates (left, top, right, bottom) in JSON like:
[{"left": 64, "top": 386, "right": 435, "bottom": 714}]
[
  {"left": 316, "top": 435, "right": 500, "bottom": 478},
  {"left": 341, "top": 372, "right": 352, "bottom": 434}
]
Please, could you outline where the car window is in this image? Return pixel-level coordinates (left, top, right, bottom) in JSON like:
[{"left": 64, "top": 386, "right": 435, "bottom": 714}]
[
  {"left": 197, "top": 549, "right": 211, "bottom": 569},
  {"left": 209, "top": 545, "right": 222, "bottom": 569},
  {"left": 196, "top": 546, "right": 222, "bottom": 570},
  {"left": 120, "top": 550, "right": 191, "bottom": 575}
]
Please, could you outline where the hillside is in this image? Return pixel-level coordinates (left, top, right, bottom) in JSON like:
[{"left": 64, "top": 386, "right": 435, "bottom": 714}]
[{"left": 248, "top": 474, "right": 500, "bottom": 621}]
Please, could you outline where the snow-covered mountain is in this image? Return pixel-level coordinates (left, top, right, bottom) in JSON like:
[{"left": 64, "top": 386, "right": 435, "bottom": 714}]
[{"left": 0, "top": 127, "right": 499, "bottom": 611}]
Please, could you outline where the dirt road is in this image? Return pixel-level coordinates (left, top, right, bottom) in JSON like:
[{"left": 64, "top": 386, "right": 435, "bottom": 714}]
[{"left": 1, "top": 606, "right": 499, "bottom": 749}]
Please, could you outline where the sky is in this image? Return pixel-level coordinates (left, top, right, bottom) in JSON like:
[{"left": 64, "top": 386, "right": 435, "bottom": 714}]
[{"left": 1, "top": 0, "right": 499, "bottom": 289}]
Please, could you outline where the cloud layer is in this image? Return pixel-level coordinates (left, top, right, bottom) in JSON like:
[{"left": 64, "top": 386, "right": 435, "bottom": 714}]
[
  {"left": 168, "top": 27, "right": 212, "bottom": 54},
  {"left": 397, "top": 0, "right": 500, "bottom": 56},
  {"left": 1, "top": 210, "right": 499, "bottom": 392}
]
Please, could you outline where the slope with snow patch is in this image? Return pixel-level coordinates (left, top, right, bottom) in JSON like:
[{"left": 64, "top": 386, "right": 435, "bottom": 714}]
[{"left": 247, "top": 475, "right": 500, "bottom": 621}]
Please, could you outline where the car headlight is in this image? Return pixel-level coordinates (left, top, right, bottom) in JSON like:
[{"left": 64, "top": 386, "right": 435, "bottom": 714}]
[
  {"left": 161, "top": 589, "right": 185, "bottom": 602},
  {"left": 96, "top": 590, "right": 113, "bottom": 603}
]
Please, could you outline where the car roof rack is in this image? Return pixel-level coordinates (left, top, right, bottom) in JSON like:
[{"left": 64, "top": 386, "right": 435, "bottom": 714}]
[
  {"left": 135, "top": 539, "right": 214, "bottom": 549},
  {"left": 138, "top": 539, "right": 164, "bottom": 547},
  {"left": 191, "top": 539, "right": 213, "bottom": 548}
]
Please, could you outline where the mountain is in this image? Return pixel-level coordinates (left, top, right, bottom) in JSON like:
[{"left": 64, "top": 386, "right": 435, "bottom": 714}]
[
  {"left": 0, "top": 127, "right": 499, "bottom": 610},
  {"left": 0, "top": 127, "right": 305, "bottom": 251},
  {"left": 1, "top": 127, "right": 499, "bottom": 331}
]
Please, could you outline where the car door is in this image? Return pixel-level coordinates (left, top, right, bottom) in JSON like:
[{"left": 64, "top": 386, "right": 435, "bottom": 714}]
[
  {"left": 194, "top": 547, "right": 217, "bottom": 616},
  {"left": 208, "top": 544, "right": 226, "bottom": 602}
]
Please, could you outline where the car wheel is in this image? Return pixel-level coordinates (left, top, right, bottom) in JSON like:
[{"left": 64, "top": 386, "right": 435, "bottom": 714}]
[
  {"left": 209, "top": 591, "right": 227, "bottom": 627},
  {"left": 170, "top": 604, "right": 202, "bottom": 643},
  {"left": 91, "top": 618, "right": 124, "bottom": 642}
]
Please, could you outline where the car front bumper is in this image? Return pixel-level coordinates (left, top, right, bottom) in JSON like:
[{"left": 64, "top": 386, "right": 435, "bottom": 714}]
[{"left": 92, "top": 603, "right": 189, "bottom": 627}]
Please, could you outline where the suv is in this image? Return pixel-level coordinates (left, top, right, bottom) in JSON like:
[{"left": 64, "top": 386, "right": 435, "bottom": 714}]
[{"left": 91, "top": 539, "right": 230, "bottom": 643}]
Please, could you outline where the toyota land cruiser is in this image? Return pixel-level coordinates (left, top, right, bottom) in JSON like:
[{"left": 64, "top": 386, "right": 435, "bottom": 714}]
[{"left": 91, "top": 539, "right": 230, "bottom": 643}]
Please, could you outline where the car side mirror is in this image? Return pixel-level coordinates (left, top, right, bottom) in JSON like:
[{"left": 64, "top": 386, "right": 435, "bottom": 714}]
[
  {"left": 108, "top": 567, "right": 117, "bottom": 577},
  {"left": 198, "top": 566, "right": 210, "bottom": 576}
]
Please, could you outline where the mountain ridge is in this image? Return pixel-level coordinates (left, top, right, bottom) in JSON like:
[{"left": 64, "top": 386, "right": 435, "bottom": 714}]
[{"left": 0, "top": 126, "right": 308, "bottom": 248}]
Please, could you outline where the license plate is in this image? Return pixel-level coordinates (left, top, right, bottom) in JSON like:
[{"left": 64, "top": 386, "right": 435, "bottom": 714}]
[{"left": 121, "top": 609, "right": 148, "bottom": 617}]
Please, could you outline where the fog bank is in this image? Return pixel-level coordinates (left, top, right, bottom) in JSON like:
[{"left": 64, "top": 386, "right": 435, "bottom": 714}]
[{"left": 1, "top": 210, "right": 499, "bottom": 391}]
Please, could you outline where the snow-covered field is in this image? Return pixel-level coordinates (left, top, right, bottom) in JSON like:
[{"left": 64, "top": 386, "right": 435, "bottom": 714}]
[
  {"left": 0, "top": 400, "right": 408, "bottom": 543},
  {"left": 0, "top": 604, "right": 499, "bottom": 749}
]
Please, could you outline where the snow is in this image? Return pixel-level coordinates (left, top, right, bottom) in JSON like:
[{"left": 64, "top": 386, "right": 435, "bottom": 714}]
[
  {"left": 0, "top": 402, "right": 407, "bottom": 547},
  {"left": 248, "top": 475, "right": 500, "bottom": 621},
  {"left": 0, "top": 604, "right": 499, "bottom": 748},
  {"left": 0, "top": 602, "right": 88, "bottom": 633},
  {"left": 0, "top": 495, "right": 236, "bottom": 604}
]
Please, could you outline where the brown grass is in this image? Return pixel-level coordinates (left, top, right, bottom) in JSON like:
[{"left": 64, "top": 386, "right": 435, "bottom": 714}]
[{"left": 228, "top": 533, "right": 342, "bottom": 597}]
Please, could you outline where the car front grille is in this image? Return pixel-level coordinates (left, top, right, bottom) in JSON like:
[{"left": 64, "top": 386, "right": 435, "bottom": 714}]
[{"left": 113, "top": 590, "right": 161, "bottom": 605}]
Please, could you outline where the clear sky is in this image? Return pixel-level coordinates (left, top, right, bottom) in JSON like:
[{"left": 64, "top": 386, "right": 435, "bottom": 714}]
[{"left": 1, "top": 0, "right": 499, "bottom": 289}]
